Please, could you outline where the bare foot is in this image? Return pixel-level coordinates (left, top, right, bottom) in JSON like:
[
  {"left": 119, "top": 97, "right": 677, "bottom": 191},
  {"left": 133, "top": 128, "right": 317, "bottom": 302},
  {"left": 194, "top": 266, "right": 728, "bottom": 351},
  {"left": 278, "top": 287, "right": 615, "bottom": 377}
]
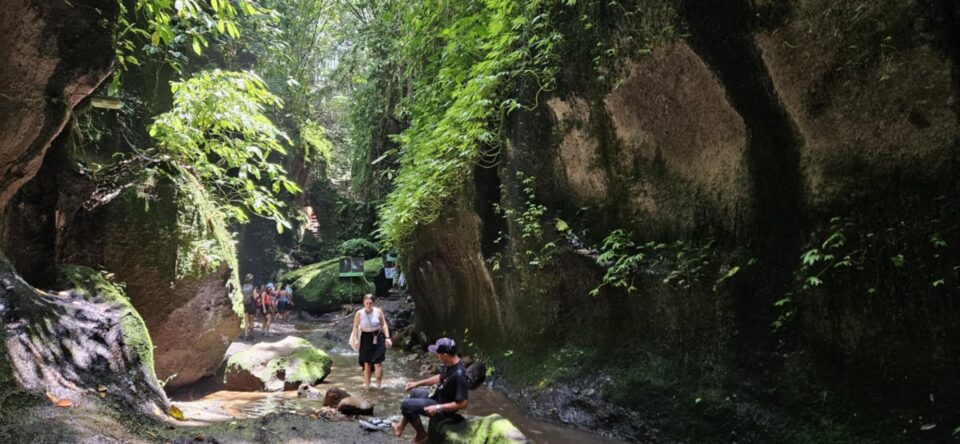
[{"left": 391, "top": 422, "right": 403, "bottom": 437}]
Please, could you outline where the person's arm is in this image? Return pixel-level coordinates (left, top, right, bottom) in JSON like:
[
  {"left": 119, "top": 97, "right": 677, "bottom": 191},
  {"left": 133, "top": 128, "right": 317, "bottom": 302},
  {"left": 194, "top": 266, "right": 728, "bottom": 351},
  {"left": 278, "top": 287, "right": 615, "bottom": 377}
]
[
  {"left": 379, "top": 309, "right": 392, "bottom": 347},
  {"left": 426, "top": 399, "right": 468, "bottom": 416},
  {"left": 404, "top": 374, "right": 441, "bottom": 391},
  {"left": 349, "top": 311, "right": 361, "bottom": 350}
]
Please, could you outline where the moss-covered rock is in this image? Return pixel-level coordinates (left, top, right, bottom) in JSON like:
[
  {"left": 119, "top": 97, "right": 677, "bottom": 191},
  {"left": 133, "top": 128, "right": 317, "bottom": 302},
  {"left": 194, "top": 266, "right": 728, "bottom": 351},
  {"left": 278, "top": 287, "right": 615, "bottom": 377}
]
[
  {"left": 428, "top": 414, "right": 528, "bottom": 444},
  {"left": 56, "top": 172, "right": 242, "bottom": 389},
  {"left": 224, "top": 336, "right": 332, "bottom": 391},
  {"left": 59, "top": 265, "right": 157, "bottom": 381},
  {"left": 281, "top": 258, "right": 377, "bottom": 313},
  {"left": 0, "top": 256, "right": 167, "bottom": 425}
]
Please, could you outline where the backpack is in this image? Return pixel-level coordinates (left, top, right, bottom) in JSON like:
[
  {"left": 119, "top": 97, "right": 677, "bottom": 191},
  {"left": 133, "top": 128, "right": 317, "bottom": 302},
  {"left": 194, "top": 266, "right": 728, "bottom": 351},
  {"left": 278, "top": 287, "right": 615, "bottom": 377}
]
[{"left": 242, "top": 284, "right": 255, "bottom": 305}]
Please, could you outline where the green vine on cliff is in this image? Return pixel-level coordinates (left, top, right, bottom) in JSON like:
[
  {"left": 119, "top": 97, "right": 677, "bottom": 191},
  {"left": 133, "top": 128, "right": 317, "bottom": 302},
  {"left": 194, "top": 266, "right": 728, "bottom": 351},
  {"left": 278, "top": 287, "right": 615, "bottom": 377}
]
[
  {"left": 590, "top": 230, "right": 720, "bottom": 297},
  {"left": 492, "top": 172, "right": 559, "bottom": 269},
  {"left": 377, "top": 0, "right": 565, "bottom": 248},
  {"left": 774, "top": 209, "right": 959, "bottom": 332}
]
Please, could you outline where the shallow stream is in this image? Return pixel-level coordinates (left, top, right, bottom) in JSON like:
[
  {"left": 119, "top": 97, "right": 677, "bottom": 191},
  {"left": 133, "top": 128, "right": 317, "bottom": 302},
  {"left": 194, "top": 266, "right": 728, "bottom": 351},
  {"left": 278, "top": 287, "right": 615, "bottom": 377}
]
[{"left": 171, "top": 313, "right": 624, "bottom": 443}]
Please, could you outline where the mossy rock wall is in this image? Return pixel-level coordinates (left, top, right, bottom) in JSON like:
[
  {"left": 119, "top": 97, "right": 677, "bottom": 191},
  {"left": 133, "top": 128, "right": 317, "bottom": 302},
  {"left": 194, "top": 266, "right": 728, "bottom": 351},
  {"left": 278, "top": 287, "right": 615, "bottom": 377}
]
[
  {"left": 55, "top": 174, "right": 242, "bottom": 389},
  {"left": 406, "top": 0, "right": 960, "bottom": 442},
  {"left": 281, "top": 258, "right": 377, "bottom": 314}
]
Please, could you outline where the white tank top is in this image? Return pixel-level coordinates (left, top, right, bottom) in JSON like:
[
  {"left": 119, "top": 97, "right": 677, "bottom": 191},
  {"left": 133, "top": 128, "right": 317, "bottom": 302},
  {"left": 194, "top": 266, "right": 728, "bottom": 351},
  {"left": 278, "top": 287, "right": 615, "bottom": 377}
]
[{"left": 359, "top": 309, "right": 381, "bottom": 331}]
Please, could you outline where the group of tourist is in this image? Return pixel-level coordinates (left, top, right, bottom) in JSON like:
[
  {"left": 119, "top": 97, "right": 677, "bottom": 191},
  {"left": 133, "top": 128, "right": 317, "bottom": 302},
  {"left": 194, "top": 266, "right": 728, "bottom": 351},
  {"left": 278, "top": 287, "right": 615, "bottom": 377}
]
[{"left": 241, "top": 273, "right": 295, "bottom": 338}]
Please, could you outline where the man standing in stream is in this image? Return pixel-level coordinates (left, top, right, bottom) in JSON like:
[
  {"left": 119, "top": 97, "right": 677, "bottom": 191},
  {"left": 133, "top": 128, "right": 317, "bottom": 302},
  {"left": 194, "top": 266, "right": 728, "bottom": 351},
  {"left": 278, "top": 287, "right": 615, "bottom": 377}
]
[{"left": 392, "top": 338, "right": 469, "bottom": 443}]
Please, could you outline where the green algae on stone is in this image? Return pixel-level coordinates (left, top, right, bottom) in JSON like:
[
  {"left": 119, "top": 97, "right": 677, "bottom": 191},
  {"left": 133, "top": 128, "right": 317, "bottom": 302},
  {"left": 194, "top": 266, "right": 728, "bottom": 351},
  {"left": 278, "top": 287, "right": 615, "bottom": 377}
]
[
  {"left": 280, "top": 258, "right": 375, "bottom": 313},
  {"left": 430, "top": 414, "right": 528, "bottom": 444},
  {"left": 173, "top": 172, "right": 243, "bottom": 317},
  {"left": 224, "top": 336, "right": 332, "bottom": 391},
  {"left": 59, "top": 265, "right": 157, "bottom": 380}
]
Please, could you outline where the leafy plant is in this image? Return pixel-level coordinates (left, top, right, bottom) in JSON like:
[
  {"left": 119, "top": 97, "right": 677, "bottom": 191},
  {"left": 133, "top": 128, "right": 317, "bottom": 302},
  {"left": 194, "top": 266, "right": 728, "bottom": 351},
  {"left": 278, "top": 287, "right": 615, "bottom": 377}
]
[
  {"left": 113, "top": 0, "right": 259, "bottom": 74},
  {"left": 493, "top": 172, "right": 558, "bottom": 268},
  {"left": 148, "top": 70, "right": 301, "bottom": 231},
  {"left": 336, "top": 238, "right": 381, "bottom": 259},
  {"left": 590, "top": 230, "right": 719, "bottom": 297},
  {"left": 591, "top": 229, "right": 644, "bottom": 296}
]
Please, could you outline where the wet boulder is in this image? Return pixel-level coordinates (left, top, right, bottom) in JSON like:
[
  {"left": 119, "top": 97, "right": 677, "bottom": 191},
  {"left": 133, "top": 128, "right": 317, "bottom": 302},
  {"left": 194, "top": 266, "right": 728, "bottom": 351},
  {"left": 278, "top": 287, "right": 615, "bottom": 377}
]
[
  {"left": 428, "top": 414, "right": 528, "bottom": 443},
  {"left": 337, "top": 396, "right": 374, "bottom": 415},
  {"left": 224, "top": 336, "right": 331, "bottom": 391},
  {"left": 465, "top": 361, "right": 487, "bottom": 390},
  {"left": 297, "top": 383, "right": 324, "bottom": 400},
  {"left": 323, "top": 386, "right": 351, "bottom": 407}
]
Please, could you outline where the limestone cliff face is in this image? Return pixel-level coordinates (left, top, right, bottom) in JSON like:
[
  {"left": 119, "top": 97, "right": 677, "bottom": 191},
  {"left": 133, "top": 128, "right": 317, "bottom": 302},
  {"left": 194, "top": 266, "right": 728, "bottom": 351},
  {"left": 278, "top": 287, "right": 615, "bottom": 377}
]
[
  {"left": 407, "top": 0, "right": 960, "bottom": 441},
  {"left": 0, "top": 0, "right": 116, "bottom": 207}
]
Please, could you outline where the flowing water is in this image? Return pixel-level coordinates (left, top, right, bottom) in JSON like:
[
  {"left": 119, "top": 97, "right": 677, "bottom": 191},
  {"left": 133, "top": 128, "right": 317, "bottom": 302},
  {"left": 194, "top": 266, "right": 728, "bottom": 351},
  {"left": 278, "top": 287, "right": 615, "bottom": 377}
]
[{"left": 171, "top": 314, "right": 625, "bottom": 444}]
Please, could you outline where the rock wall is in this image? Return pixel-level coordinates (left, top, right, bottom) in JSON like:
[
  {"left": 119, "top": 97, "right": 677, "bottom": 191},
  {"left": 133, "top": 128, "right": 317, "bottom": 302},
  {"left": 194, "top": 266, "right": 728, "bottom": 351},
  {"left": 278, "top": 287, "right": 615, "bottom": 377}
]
[
  {"left": 0, "top": 0, "right": 116, "bottom": 207},
  {"left": 0, "top": 0, "right": 173, "bottom": 437},
  {"left": 3, "top": 151, "right": 242, "bottom": 390},
  {"left": 407, "top": 0, "right": 960, "bottom": 442},
  {"left": 55, "top": 174, "right": 242, "bottom": 390}
]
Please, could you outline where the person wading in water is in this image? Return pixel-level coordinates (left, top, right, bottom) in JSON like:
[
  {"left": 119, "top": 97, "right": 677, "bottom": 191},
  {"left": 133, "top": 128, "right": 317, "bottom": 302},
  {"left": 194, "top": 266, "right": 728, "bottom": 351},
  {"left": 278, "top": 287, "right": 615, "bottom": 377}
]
[
  {"left": 350, "top": 294, "right": 392, "bottom": 389},
  {"left": 392, "top": 338, "right": 469, "bottom": 443}
]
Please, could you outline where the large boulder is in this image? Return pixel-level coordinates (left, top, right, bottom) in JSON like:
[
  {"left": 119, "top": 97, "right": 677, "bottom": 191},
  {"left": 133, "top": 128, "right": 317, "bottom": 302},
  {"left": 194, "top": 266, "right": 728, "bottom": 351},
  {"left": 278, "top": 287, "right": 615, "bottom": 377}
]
[
  {"left": 224, "top": 336, "right": 331, "bottom": 391},
  {"left": 428, "top": 414, "right": 528, "bottom": 443},
  {"left": 281, "top": 258, "right": 376, "bottom": 313},
  {"left": 1, "top": 259, "right": 168, "bottom": 438},
  {"left": 56, "top": 174, "right": 242, "bottom": 389}
]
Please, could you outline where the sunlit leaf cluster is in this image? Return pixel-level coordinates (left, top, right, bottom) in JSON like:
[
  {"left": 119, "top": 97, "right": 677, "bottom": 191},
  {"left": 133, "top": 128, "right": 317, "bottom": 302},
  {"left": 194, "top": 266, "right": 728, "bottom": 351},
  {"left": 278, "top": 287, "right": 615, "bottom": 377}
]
[
  {"left": 114, "top": 0, "right": 259, "bottom": 73},
  {"left": 148, "top": 70, "right": 301, "bottom": 231}
]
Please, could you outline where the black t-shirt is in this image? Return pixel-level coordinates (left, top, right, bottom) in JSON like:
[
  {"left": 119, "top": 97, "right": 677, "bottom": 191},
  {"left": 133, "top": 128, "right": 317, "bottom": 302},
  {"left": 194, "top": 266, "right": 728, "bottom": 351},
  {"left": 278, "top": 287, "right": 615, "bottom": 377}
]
[{"left": 434, "top": 360, "right": 469, "bottom": 404}]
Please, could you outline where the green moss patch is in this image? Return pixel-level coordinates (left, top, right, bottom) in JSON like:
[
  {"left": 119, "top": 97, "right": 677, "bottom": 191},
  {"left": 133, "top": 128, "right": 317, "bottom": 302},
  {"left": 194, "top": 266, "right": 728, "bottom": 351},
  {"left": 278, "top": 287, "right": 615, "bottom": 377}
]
[
  {"left": 431, "top": 414, "right": 527, "bottom": 444},
  {"left": 173, "top": 173, "right": 243, "bottom": 316},
  {"left": 280, "top": 258, "right": 375, "bottom": 313},
  {"left": 59, "top": 265, "right": 157, "bottom": 380},
  {"left": 224, "top": 336, "right": 332, "bottom": 391}
]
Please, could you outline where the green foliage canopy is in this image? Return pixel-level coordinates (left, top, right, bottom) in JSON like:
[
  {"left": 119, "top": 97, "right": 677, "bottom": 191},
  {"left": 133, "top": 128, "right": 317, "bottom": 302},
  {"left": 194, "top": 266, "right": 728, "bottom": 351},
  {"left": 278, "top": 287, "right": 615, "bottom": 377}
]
[
  {"left": 148, "top": 70, "right": 301, "bottom": 231},
  {"left": 336, "top": 238, "right": 381, "bottom": 259},
  {"left": 115, "top": 0, "right": 260, "bottom": 72}
]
